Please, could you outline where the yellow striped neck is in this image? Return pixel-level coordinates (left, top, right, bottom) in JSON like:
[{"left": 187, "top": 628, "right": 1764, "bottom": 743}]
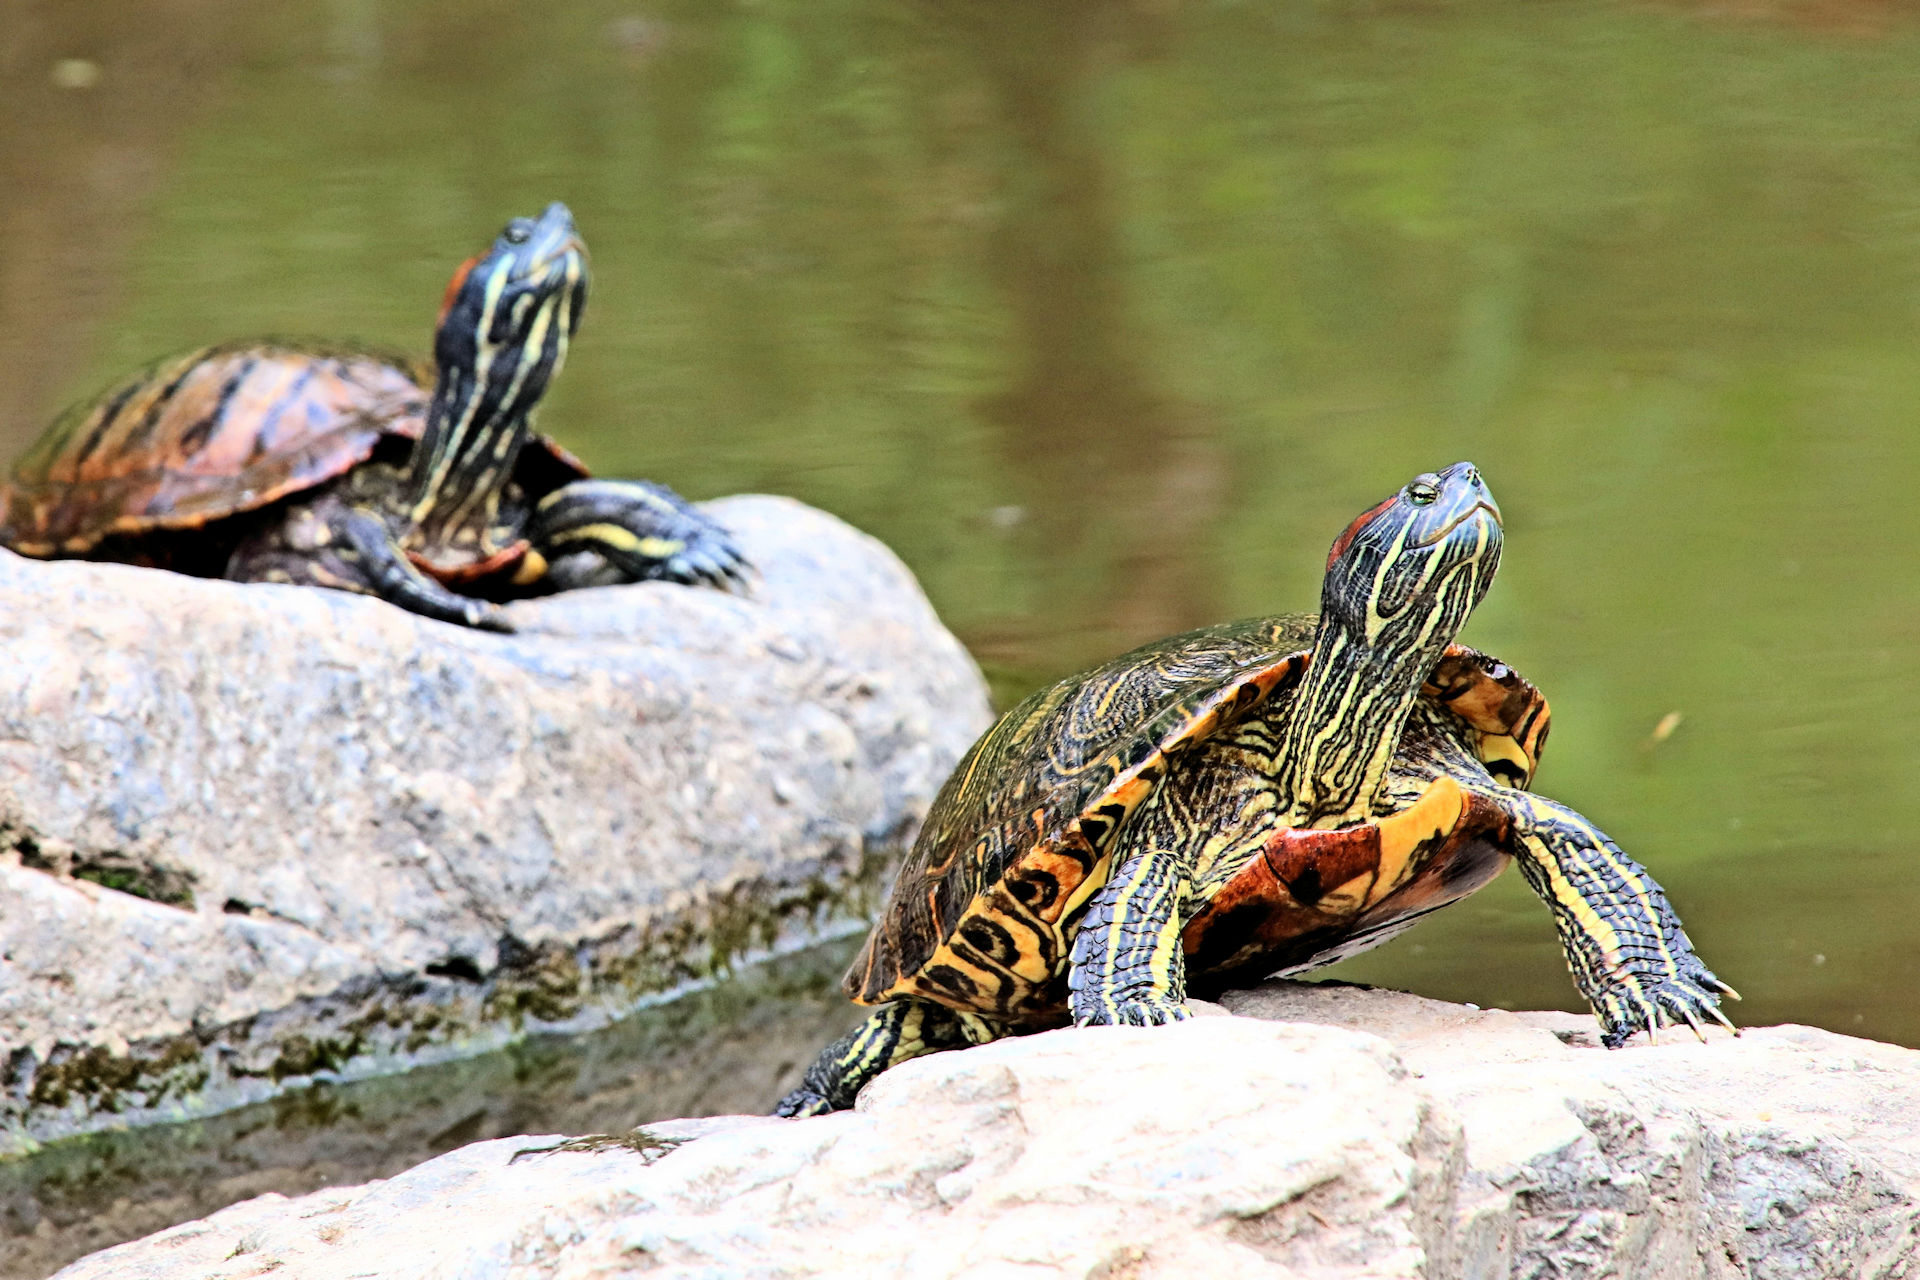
[
  {"left": 403, "top": 249, "right": 571, "bottom": 554},
  {"left": 404, "top": 388, "right": 532, "bottom": 554},
  {"left": 1272, "top": 621, "right": 1441, "bottom": 829}
]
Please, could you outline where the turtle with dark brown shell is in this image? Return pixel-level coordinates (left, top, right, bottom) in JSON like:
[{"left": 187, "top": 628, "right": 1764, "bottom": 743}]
[
  {"left": 776, "top": 462, "right": 1735, "bottom": 1116},
  {"left": 0, "top": 203, "right": 743, "bottom": 630}
]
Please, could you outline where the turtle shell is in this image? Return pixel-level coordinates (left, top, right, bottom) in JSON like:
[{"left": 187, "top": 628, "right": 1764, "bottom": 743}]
[
  {"left": 848, "top": 618, "right": 1551, "bottom": 1025},
  {"left": 0, "top": 342, "right": 590, "bottom": 555},
  {"left": 849, "top": 615, "right": 1317, "bottom": 1023}
]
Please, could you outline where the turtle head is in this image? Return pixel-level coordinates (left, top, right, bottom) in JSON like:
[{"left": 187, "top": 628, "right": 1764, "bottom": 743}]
[
  {"left": 1320, "top": 461, "right": 1503, "bottom": 649},
  {"left": 1278, "top": 462, "right": 1504, "bottom": 825},
  {"left": 1274, "top": 460, "right": 1497, "bottom": 821},
  {"left": 433, "top": 202, "right": 588, "bottom": 417}
]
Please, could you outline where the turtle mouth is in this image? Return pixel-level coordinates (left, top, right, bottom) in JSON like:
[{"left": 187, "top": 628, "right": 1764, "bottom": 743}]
[
  {"left": 1412, "top": 500, "right": 1503, "bottom": 548},
  {"left": 528, "top": 234, "right": 587, "bottom": 277}
]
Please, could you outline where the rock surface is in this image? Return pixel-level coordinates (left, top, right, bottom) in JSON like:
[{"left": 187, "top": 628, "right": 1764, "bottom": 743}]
[
  {"left": 0, "top": 495, "right": 991, "bottom": 1154},
  {"left": 51, "top": 984, "right": 1920, "bottom": 1280}
]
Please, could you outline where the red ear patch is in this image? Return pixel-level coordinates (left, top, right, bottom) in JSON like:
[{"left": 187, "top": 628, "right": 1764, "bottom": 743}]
[
  {"left": 1326, "top": 497, "right": 1395, "bottom": 572},
  {"left": 438, "top": 256, "right": 479, "bottom": 328}
]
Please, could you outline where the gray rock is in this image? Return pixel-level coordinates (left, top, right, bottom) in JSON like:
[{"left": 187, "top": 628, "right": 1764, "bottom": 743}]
[
  {"left": 1224, "top": 984, "right": 1920, "bottom": 1280},
  {"left": 0, "top": 495, "right": 991, "bottom": 1154},
  {"left": 50, "top": 989, "right": 1920, "bottom": 1280}
]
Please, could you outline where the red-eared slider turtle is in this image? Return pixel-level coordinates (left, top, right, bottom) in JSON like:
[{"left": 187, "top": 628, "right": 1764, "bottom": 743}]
[
  {"left": 0, "top": 203, "right": 743, "bottom": 630},
  {"left": 776, "top": 461, "right": 1734, "bottom": 1116}
]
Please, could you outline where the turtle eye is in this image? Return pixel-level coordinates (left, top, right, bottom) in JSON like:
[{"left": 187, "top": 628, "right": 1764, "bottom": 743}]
[
  {"left": 503, "top": 221, "right": 532, "bottom": 245},
  {"left": 1407, "top": 481, "right": 1439, "bottom": 506}
]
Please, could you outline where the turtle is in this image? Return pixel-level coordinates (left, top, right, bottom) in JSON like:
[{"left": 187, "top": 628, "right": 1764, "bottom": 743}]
[
  {"left": 775, "top": 460, "right": 1735, "bottom": 1116},
  {"left": 0, "top": 202, "right": 744, "bottom": 631}
]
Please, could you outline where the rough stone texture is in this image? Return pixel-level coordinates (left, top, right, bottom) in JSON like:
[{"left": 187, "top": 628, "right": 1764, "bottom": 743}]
[
  {"left": 0, "top": 495, "right": 991, "bottom": 1154},
  {"left": 50, "top": 988, "right": 1920, "bottom": 1280},
  {"left": 1, "top": 938, "right": 865, "bottom": 1280},
  {"left": 1223, "top": 984, "right": 1920, "bottom": 1280}
]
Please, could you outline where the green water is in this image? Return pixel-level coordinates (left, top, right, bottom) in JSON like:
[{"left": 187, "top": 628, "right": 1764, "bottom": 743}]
[{"left": 5, "top": 0, "right": 1920, "bottom": 1268}]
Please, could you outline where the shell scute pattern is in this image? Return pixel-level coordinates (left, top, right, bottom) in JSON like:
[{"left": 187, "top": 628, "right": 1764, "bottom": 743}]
[
  {"left": 0, "top": 343, "right": 590, "bottom": 558},
  {"left": 2, "top": 345, "right": 429, "bottom": 552},
  {"left": 848, "top": 615, "right": 1319, "bottom": 1019},
  {"left": 1419, "top": 647, "right": 1550, "bottom": 787}
]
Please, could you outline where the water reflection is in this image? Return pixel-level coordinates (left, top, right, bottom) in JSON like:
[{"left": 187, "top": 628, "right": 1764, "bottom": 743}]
[
  {"left": 0, "top": 940, "right": 865, "bottom": 1278},
  {"left": 4, "top": 0, "right": 1920, "bottom": 1263},
  {"left": 954, "top": 0, "right": 1232, "bottom": 688}
]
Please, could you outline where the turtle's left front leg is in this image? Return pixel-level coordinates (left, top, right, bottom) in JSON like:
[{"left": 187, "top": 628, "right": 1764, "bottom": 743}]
[
  {"left": 1067, "top": 808, "right": 1195, "bottom": 1027},
  {"left": 526, "top": 479, "right": 747, "bottom": 591},
  {"left": 1501, "top": 790, "right": 1738, "bottom": 1047},
  {"left": 774, "top": 999, "right": 1004, "bottom": 1117}
]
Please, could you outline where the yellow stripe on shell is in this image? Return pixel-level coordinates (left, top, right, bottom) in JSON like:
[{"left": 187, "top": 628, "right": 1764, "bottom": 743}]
[
  {"left": 1472, "top": 733, "right": 1536, "bottom": 787},
  {"left": 1364, "top": 774, "right": 1466, "bottom": 907},
  {"left": 878, "top": 655, "right": 1302, "bottom": 1014},
  {"left": 510, "top": 548, "right": 549, "bottom": 586}
]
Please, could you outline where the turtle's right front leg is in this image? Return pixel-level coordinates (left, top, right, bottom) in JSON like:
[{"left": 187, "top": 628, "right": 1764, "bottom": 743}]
[
  {"left": 774, "top": 999, "right": 1002, "bottom": 1117},
  {"left": 1067, "top": 813, "right": 1195, "bottom": 1027},
  {"left": 229, "top": 497, "right": 510, "bottom": 631}
]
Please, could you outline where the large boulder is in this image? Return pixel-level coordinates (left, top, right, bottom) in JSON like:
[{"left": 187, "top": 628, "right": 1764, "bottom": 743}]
[
  {"left": 50, "top": 987, "right": 1920, "bottom": 1279},
  {"left": 0, "top": 495, "right": 992, "bottom": 1154}
]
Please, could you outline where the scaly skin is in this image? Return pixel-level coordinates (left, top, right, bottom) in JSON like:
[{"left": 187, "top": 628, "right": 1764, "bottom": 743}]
[
  {"left": 1, "top": 205, "right": 747, "bottom": 629},
  {"left": 774, "top": 464, "right": 1734, "bottom": 1117}
]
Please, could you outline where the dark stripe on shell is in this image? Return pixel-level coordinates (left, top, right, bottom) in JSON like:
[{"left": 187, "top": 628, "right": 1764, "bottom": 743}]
[{"left": 178, "top": 354, "right": 260, "bottom": 457}]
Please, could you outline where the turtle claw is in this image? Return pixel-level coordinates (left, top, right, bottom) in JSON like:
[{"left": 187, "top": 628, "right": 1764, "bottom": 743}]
[
  {"left": 1074, "top": 996, "right": 1191, "bottom": 1028},
  {"left": 1589, "top": 951, "right": 1743, "bottom": 1051},
  {"left": 471, "top": 604, "right": 515, "bottom": 633},
  {"left": 773, "top": 1087, "right": 834, "bottom": 1119},
  {"left": 661, "top": 526, "right": 751, "bottom": 593}
]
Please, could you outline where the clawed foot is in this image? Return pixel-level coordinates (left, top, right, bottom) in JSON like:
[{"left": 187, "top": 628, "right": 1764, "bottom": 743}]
[
  {"left": 510, "top": 1128, "right": 686, "bottom": 1163},
  {"left": 530, "top": 479, "right": 752, "bottom": 593},
  {"left": 1593, "top": 964, "right": 1740, "bottom": 1049},
  {"left": 1073, "top": 996, "right": 1192, "bottom": 1028},
  {"left": 772, "top": 1087, "right": 834, "bottom": 1118},
  {"left": 654, "top": 518, "right": 751, "bottom": 592}
]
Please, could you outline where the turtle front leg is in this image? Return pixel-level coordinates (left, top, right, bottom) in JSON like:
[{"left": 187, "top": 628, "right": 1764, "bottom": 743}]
[
  {"left": 774, "top": 999, "right": 1003, "bottom": 1117},
  {"left": 526, "top": 479, "right": 747, "bottom": 591},
  {"left": 229, "top": 497, "right": 510, "bottom": 631},
  {"left": 1501, "top": 791, "right": 1737, "bottom": 1047},
  {"left": 1067, "top": 821, "right": 1194, "bottom": 1027}
]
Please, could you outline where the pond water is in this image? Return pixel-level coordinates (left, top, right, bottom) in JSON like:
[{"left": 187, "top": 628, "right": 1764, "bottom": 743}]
[{"left": 5, "top": 0, "right": 1920, "bottom": 1270}]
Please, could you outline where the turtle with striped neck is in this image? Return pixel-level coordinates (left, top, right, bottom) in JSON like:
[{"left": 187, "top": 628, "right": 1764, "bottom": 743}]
[
  {"left": 0, "top": 203, "right": 743, "bottom": 629},
  {"left": 777, "top": 461, "right": 1733, "bottom": 1116}
]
